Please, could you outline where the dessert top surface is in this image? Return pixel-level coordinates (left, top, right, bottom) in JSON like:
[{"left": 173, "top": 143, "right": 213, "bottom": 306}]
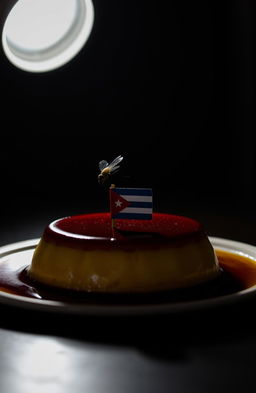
[{"left": 43, "top": 213, "right": 203, "bottom": 249}]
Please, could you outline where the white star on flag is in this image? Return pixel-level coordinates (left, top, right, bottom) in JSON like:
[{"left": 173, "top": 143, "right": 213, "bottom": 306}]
[{"left": 115, "top": 200, "right": 123, "bottom": 208}]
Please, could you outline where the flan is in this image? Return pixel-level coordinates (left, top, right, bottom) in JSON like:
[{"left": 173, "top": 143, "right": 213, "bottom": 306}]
[{"left": 29, "top": 213, "right": 220, "bottom": 292}]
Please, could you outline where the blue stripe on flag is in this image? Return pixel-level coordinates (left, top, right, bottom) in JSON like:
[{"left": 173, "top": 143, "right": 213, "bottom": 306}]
[
  {"left": 129, "top": 201, "right": 152, "bottom": 208},
  {"left": 115, "top": 188, "right": 152, "bottom": 196},
  {"left": 114, "top": 213, "right": 152, "bottom": 220}
]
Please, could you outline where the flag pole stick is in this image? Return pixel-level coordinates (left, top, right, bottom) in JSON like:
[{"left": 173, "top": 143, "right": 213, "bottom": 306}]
[{"left": 110, "top": 184, "right": 116, "bottom": 235}]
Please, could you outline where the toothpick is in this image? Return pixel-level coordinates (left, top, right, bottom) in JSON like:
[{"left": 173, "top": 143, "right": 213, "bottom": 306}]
[{"left": 110, "top": 184, "right": 116, "bottom": 235}]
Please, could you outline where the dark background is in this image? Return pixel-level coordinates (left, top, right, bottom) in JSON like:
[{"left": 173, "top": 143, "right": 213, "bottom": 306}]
[{"left": 0, "top": 0, "right": 255, "bottom": 245}]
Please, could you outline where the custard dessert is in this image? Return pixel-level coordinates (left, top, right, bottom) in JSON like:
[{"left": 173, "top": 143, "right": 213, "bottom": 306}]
[{"left": 29, "top": 213, "right": 220, "bottom": 293}]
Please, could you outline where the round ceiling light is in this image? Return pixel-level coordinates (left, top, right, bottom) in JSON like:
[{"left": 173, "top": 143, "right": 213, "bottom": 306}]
[{"left": 2, "top": 0, "right": 94, "bottom": 72}]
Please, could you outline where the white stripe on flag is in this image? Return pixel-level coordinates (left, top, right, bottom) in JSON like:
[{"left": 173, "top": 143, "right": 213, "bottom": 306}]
[
  {"left": 120, "top": 207, "right": 152, "bottom": 214},
  {"left": 120, "top": 195, "right": 152, "bottom": 202}
]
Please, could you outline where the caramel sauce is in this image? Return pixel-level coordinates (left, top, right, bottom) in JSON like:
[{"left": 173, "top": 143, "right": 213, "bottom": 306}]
[
  {"left": 44, "top": 213, "right": 204, "bottom": 251},
  {"left": 0, "top": 250, "right": 255, "bottom": 305},
  {"left": 216, "top": 249, "right": 256, "bottom": 288}
]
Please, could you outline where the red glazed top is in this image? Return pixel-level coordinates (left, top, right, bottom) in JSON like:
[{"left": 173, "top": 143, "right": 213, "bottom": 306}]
[{"left": 43, "top": 213, "right": 204, "bottom": 251}]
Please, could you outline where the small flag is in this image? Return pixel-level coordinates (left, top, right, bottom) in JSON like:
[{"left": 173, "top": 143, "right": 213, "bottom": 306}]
[{"left": 110, "top": 187, "right": 153, "bottom": 220}]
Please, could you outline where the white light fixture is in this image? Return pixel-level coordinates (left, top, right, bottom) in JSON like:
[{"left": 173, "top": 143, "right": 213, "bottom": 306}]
[{"left": 2, "top": 0, "right": 94, "bottom": 72}]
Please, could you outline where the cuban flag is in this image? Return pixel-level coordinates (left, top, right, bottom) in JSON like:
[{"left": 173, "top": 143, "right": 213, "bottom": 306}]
[{"left": 110, "top": 187, "right": 153, "bottom": 220}]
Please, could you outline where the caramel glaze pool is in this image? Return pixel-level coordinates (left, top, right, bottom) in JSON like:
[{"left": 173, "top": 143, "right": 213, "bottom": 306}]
[{"left": 0, "top": 250, "right": 255, "bottom": 305}]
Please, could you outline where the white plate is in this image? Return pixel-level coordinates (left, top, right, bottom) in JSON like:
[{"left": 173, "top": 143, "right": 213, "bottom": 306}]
[{"left": 0, "top": 237, "right": 256, "bottom": 316}]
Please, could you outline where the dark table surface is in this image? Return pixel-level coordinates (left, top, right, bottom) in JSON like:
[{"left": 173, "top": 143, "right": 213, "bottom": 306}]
[{"left": 0, "top": 203, "right": 256, "bottom": 393}]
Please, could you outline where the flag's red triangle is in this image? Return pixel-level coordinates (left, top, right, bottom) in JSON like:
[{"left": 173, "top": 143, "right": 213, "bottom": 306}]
[{"left": 110, "top": 189, "right": 130, "bottom": 217}]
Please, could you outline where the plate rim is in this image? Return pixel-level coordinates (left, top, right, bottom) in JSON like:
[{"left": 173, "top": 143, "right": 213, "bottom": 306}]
[{"left": 0, "top": 237, "right": 256, "bottom": 316}]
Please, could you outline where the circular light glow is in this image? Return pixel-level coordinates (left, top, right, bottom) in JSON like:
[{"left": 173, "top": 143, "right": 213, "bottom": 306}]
[{"left": 2, "top": 0, "right": 94, "bottom": 72}]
